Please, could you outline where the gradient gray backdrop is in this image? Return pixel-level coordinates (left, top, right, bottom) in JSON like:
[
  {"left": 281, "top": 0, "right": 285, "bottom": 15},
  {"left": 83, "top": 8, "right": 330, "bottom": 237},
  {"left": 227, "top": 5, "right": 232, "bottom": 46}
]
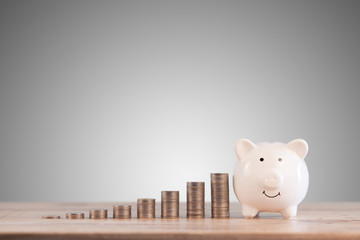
[{"left": 0, "top": 0, "right": 359, "bottom": 202}]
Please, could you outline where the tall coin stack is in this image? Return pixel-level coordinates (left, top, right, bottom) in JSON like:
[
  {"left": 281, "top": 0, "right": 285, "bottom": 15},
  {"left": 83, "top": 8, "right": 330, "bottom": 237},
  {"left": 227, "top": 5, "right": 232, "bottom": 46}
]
[
  {"left": 211, "top": 173, "right": 230, "bottom": 218},
  {"left": 186, "top": 182, "right": 205, "bottom": 218},
  {"left": 161, "top": 191, "right": 179, "bottom": 219},
  {"left": 137, "top": 198, "right": 155, "bottom": 219},
  {"left": 113, "top": 205, "right": 131, "bottom": 219}
]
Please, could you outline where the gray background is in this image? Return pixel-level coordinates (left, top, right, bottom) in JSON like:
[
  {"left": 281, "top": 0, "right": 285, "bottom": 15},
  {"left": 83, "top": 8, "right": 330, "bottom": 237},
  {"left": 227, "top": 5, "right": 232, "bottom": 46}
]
[{"left": 0, "top": 0, "right": 359, "bottom": 202}]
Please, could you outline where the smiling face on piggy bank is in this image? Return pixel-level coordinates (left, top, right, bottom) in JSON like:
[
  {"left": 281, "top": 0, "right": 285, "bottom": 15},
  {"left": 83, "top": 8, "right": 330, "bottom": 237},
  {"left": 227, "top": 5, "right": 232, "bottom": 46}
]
[{"left": 233, "top": 139, "right": 309, "bottom": 219}]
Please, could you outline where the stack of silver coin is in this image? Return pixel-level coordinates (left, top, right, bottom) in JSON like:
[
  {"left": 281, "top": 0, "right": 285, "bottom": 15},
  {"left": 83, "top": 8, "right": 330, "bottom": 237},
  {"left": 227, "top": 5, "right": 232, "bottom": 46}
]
[
  {"left": 211, "top": 173, "right": 230, "bottom": 218},
  {"left": 137, "top": 198, "right": 155, "bottom": 219},
  {"left": 186, "top": 182, "right": 205, "bottom": 218},
  {"left": 89, "top": 209, "right": 108, "bottom": 219},
  {"left": 161, "top": 191, "right": 179, "bottom": 219},
  {"left": 113, "top": 205, "right": 131, "bottom": 219},
  {"left": 66, "top": 212, "right": 85, "bottom": 219}
]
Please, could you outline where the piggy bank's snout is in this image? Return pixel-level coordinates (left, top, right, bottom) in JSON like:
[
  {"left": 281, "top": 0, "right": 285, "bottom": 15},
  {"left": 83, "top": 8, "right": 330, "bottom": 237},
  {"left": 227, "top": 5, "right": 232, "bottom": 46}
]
[{"left": 259, "top": 169, "right": 284, "bottom": 190}]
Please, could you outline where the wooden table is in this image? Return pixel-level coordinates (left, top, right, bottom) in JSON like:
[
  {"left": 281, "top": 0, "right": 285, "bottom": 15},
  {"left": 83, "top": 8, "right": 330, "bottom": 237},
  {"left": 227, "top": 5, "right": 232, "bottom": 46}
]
[{"left": 0, "top": 202, "right": 359, "bottom": 239}]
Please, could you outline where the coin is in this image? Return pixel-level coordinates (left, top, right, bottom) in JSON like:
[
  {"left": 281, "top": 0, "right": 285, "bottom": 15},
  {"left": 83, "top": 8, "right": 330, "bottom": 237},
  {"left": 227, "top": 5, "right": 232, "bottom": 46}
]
[
  {"left": 137, "top": 198, "right": 155, "bottom": 219},
  {"left": 42, "top": 215, "right": 60, "bottom": 219},
  {"left": 89, "top": 209, "right": 108, "bottom": 219},
  {"left": 66, "top": 212, "right": 85, "bottom": 219},
  {"left": 211, "top": 173, "right": 230, "bottom": 218},
  {"left": 161, "top": 191, "right": 179, "bottom": 219},
  {"left": 187, "top": 182, "right": 205, "bottom": 218},
  {"left": 113, "top": 205, "right": 131, "bottom": 219}
]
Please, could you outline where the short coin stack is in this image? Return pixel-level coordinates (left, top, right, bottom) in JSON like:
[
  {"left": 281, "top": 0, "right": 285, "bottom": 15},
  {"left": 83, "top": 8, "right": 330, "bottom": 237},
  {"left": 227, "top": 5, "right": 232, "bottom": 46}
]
[
  {"left": 66, "top": 212, "right": 84, "bottom": 219},
  {"left": 137, "top": 198, "right": 155, "bottom": 219},
  {"left": 113, "top": 205, "right": 131, "bottom": 219},
  {"left": 186, "top": 182, "right": 205, "bottom": 218},
  {"left": 211, "top": 173, "right": 230, "bottom": 218},
  {"left": 89, "top": 209, "right": 108, "bottom": 219},
  {"left": 42, "top": 215, "right": 60, "bottom": 219},
  {"left": 161, "top": 191, "right": 179, "bottom": 219}
]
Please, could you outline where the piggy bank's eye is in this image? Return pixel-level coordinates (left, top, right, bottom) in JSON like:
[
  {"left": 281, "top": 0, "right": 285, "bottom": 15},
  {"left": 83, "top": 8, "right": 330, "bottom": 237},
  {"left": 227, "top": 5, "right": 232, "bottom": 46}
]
[
  {"left": 260, "top": 158, "right": 264, "bottom": 162},
  {"left": 278, "top": 158, "right": 283, "bottom": 162}
]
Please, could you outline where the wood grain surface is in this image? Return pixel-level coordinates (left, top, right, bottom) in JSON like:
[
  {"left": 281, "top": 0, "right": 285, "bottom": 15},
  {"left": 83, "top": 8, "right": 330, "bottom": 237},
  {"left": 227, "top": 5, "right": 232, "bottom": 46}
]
[{"left": 0, "top": 202, "right": 359, "bottom": 239}]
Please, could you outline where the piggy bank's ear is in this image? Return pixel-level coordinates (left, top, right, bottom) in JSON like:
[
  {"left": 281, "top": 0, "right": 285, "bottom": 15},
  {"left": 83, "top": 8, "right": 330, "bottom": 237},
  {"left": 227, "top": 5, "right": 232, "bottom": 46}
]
[
  {"left": 286, "top": 139, "right": 308, "bottom": 159},
  {"left": 235, "top": 139, "right": 257, "bottom": 161}
]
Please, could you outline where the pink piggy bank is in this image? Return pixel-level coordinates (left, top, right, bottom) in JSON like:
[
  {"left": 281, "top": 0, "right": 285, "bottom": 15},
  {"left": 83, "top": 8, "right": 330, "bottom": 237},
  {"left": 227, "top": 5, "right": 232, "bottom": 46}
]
[{"left": 233, "top": 139, "right": 309, "bottom": 219}]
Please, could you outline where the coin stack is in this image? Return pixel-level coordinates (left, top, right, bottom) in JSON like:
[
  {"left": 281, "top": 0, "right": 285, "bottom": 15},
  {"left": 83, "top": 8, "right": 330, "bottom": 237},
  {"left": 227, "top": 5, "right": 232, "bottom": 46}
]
[
  {"left": 211, "top": 173, "right": 230, "bottom": 218},
  {"left": 42, "top": 215, "right": 60, "bottom": 219},
  {"left": 137, "top": 198, "right": 155, "bottom": 219},
  {"left": 186, "top": 182, "right": 205, "bottom": 218},
  {"left": 89, "top": 209, "right": 108, "bottom": 219},
  {"left": 66, "top": 212, "right": 85, "bottom": 219},
  {"left": 113, "top": 205, "right": 131, "bottom": 219},
  {"left": 161, "top": 191, "right": 179, "bottom": 219}
]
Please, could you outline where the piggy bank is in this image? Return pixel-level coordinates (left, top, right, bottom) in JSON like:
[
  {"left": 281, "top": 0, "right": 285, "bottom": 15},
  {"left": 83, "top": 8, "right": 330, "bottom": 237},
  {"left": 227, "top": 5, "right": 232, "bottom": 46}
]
[{"left": 233, "top": 139, "right": 309, "bottom": 219}]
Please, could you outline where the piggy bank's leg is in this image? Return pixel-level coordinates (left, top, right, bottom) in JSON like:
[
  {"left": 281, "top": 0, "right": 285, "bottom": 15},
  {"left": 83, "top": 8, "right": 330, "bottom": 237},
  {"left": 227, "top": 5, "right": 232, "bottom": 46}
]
[
  {"left": 281, "top": 206, "right": 297, "bottom": 219},
  {"left": 242, "top": 205, "right": 259, "bottom": 218}
]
